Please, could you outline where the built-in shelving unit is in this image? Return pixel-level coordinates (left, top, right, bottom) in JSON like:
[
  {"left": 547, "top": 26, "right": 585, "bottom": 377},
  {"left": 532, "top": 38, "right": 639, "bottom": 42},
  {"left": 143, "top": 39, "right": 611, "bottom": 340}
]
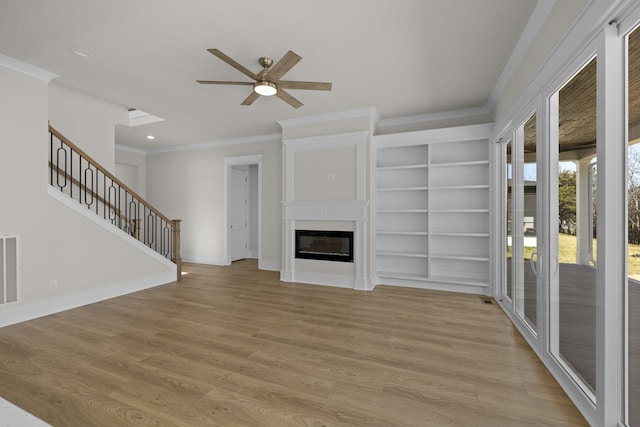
[{"left": 374, "top": 123, "right": 492, "bottom": 293}]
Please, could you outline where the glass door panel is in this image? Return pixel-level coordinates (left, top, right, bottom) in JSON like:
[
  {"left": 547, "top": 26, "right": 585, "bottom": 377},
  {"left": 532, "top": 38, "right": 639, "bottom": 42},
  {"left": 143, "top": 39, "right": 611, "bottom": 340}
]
[
  {"left": 628, "top": 24, "right": 640, "bottom": 426},
  {"left": 505, "top": 140, "right": 513, "bottom": 301},
  {"left": 521, "top": 114, "right": 538, "bottom": 331},
  {"left": 551, "top": 57, "right": 597, "bottom": 397}
]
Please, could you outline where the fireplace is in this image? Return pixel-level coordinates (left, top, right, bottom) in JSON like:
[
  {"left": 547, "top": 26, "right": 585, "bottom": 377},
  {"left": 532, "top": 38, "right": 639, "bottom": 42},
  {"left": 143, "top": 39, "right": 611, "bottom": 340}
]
[{"left": 295, "top": 230, "right": 354, "bottom": 263}]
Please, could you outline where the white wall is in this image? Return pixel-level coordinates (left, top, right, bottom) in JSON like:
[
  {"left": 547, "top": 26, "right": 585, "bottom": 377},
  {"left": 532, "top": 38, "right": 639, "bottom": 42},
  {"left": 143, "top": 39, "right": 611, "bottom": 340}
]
[
  {"left": 115, "top": 146, "right": 147, "bottom": 198},
  {"left": 293, "top": 145, "right": 357, "bottom": 201},
  {"left": 49, "top": 82, "right": 127, "bottom": 169},
  {"left": 0, "top": 65, "right": 175, "bottom": 326},
  {"left": 146, "top": 140, "right": 282, "bottom": 267}
]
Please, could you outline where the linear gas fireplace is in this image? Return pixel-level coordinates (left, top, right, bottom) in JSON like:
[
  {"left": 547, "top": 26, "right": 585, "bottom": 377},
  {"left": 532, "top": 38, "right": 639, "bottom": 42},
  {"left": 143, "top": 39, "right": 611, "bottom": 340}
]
[{"left": 295, "top": 230, "right": 354, "bottom": 263}]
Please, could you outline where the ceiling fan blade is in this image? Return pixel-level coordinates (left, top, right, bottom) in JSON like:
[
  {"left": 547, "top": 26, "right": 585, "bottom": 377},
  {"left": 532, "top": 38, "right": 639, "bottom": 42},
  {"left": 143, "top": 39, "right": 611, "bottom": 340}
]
[
  {"left": 207, "top": 49, "right": 258, "bottom": 80},
  {"left": 241, "top": 91, "right": 260, "bottom": 106},
  {"left": 276, "top": 88, "right": 303, "bottom": 108},
  {"left": 267, "top": 50, "right": 301, "bottom": 82},
  {"left": 278, "top": 81, "right": 332, "bottom": 91},
  {"left": 196, "top": 80, "right": 254, "bottom": 85}
]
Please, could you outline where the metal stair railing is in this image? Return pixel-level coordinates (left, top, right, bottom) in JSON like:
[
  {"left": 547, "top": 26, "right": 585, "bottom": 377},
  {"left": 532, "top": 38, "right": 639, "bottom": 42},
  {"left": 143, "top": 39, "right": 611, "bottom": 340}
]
[{"left": 48, "top": 125, "right": 182, "bottom": 281}]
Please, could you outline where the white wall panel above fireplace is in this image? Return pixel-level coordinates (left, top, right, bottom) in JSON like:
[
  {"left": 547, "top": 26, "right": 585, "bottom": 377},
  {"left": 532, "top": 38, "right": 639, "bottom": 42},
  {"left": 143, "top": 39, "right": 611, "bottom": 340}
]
[
  {"left": 281, "top": 127, "right": 371, "bottom": 291},
  {"left": 282, "top": 200, "right": 368, "bottom": 222}
]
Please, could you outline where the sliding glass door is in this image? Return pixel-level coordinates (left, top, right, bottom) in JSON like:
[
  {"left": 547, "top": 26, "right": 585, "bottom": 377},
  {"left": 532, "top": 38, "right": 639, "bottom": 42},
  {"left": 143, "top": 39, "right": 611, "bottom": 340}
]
[
  {"left": 627, "top": 23, "right": 640, "bottom": 427},
  {"left": 549, "top": 56, "right": 598, "bottom": 399},
  {"left": 501, "top": 113, "right": 538, "bottom": 334},
  {"left": 520, "top": 114, "right": 538, "bottom": 331},
  {"left": 504, "top": 140, "right": 513, "bottom": 302}
]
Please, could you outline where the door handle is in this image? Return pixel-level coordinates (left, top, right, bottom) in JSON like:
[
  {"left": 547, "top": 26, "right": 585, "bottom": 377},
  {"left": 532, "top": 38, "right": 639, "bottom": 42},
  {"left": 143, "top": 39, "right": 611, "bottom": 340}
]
[{"left": 529, "top": 252, "right": 538, "bottom": 276}]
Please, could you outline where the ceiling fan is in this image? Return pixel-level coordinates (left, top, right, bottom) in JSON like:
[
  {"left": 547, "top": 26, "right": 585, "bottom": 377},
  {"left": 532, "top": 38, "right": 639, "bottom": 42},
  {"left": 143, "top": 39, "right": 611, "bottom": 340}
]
[{"left": 197, "top": 49, "right": 332, "bottom": 108}]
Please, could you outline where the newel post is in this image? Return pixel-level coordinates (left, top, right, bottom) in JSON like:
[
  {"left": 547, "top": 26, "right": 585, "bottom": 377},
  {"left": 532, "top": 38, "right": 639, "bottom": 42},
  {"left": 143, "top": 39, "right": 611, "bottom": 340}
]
[{"left": 172, "top": 219, "right": 182, "bottom": 281}]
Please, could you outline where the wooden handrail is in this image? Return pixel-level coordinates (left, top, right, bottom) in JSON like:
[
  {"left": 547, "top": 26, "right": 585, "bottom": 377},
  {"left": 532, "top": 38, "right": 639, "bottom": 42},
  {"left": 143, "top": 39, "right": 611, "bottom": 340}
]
[{"left": 49, "top": 125, "right": 174, "bottom": 226}]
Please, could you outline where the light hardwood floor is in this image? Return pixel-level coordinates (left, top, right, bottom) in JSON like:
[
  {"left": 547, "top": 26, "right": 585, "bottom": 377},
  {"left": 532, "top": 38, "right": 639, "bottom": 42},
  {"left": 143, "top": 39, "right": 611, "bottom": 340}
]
[{"left": 0, "top": 260, "right": 586, "bottom": 426}]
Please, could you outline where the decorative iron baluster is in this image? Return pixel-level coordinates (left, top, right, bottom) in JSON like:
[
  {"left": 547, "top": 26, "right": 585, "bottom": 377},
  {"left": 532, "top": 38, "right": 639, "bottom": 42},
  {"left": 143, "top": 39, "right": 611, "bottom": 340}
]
[
  {"left": 95, "top": 164, "right": 99, "bottom": 215},
  {"left": 118, "top": 186, "right": 122, "bottom": 230},
  {"left": 102, "top": 173, "right": 106, "bottom": 220},
  {"left": 163, "top": 221, "right": 171, "bottom": 258},
  {"left": 50, "top": 133, "right": 54, "bottom": 186},
  {"left": 70, "top": 147, "right": 73, "bottom": 200},
  {"left": 146, "top": 208, "right": 154, "bottom": 247},
  {"left": 108, "top": 183, "right": 117, "bottom": 222},
  {"left": 56, "top": 144, "right": 67, "bottom": 191},
  {"left": 84, "top": 162, "right": 94, "bottom": 208},
  {"left": 129, "top": 197, "right": 137, "bottom": 237}
]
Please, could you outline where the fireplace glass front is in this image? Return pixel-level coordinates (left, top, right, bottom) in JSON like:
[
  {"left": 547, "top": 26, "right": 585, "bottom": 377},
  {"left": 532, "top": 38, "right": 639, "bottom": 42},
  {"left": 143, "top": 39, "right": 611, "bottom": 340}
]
[{"left": 295, "top": 230, "right": 354, "bottom": 263}]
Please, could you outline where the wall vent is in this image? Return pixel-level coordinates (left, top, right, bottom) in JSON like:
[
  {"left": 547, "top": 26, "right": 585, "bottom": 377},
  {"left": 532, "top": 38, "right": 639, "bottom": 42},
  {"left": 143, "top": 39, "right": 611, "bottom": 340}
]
[{"left": 0, "top": 235, "right": 19, "bottom": 306}]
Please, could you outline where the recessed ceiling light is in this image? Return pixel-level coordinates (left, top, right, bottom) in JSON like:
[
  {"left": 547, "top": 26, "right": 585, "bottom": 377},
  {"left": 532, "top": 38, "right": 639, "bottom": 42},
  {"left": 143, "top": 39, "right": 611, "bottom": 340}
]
[
  {"left": 69, "top": 47, "right": 93, "bottom": 58},
  {"left": 146, "top": 135, "right": 155, "bottom": 140}
]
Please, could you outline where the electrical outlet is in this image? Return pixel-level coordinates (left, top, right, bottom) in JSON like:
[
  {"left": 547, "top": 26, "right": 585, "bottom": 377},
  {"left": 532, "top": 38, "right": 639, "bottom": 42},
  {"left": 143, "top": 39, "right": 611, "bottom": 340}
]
[{"left": 49, "top": 280, "right": 57, "bottom": 290}]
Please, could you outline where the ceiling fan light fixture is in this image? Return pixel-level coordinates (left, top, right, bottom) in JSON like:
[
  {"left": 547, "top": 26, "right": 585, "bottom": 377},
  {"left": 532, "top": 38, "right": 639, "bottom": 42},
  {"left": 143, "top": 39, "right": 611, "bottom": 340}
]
[{"left": 254, "top": 81, "right": 277, "bottom": 96}]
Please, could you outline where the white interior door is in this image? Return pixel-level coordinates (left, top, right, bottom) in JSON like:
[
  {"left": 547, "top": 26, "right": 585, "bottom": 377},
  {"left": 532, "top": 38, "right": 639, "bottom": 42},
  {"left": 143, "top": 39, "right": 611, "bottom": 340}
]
[{"left": 230, "top": 167, "right": 248, "bottom": 262}]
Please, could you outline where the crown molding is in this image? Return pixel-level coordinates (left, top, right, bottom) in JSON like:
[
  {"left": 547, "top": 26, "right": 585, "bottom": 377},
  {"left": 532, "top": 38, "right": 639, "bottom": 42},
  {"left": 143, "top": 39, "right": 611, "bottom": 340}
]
[
  {"left": 485, "top": 0, "right": 557, "bottom": 112},
  {"left": 377, "top": 106, "right": 490, "bottom": 129},
  {"left": 145, "top": 132, "right": 282, "bottom": 154},
  {"left": 0, "top": 53, "right": 58, "bottom": 82},
  {"left": 277, "top": 107, "right": 379, "bottom": 129}
]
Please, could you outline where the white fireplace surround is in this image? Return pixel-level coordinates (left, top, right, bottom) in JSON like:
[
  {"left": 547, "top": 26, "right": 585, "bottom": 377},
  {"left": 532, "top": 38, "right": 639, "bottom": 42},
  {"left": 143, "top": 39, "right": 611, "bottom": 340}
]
[
  {"left": 281, "top": 200, "right": 370, "bottom": 290},
  {"left": 280, "top": 130, "right": 372, "bottom": 290}
]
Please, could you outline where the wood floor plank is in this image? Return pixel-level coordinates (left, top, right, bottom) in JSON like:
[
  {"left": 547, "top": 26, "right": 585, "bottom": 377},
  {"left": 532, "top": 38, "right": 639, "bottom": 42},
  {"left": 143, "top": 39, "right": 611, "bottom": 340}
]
[{"left": 0, "top": 260, "right": 587, "bottom": 426}]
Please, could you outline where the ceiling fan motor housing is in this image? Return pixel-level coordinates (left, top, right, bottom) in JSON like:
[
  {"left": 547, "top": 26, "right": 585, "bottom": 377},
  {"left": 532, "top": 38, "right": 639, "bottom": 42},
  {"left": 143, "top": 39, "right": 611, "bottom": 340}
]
[{"left": 258, "top": 57, "right": 273, "bottom": 68}]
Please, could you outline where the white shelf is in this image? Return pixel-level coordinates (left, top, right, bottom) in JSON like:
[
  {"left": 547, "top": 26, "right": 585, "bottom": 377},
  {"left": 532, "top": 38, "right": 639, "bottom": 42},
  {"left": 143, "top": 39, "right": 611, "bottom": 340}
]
[
  {"left": 374, "top": 124, "right": 490, "bottom": 291},
  {"left": 430, "top": 209, "right": 489, "bottom": 214},
  {"left": 377, "top": 187, "right": 428, "bottom": 192},
  {"left": 378, "top": 250, "right": 429, "bottom": 258},
  {"left": 377, "top": 164, "right": 428, "bottom": 171},
  {"left": 430, "top": 253, "right": 490, "bottom": 262},
  {"left": 429, "top": 232, "right": 489, "bottom": 237},
  {"left": 430, "top": 160, "right": 489, "bottom": 168},
  {"left": 377, "top": 271, "right": 429, "bottom": 281},
  {"left": 377, "top": 231, "right": 428, "bottom": 236},
  {"left": 429, "top": 185, "right": 489, "bottom": 190},
  {"left": 377, "top": 209, "right": 428, "bottom": 213}
]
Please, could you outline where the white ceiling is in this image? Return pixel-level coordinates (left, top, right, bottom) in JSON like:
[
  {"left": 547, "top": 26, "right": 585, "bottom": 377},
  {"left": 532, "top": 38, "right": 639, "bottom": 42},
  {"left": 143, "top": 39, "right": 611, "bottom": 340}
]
[{"left": 0, "top": 0, "right": 543, "bottom": 149}]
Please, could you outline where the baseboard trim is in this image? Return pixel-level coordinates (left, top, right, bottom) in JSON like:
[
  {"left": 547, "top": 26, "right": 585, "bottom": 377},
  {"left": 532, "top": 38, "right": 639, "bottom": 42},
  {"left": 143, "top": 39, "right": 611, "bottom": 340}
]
[
  {"left": 376, "top": 278, "right": 489, "bottom": 295},
  {"left": 0, "top": 270, "right": 175, "bottom": 328},
  {"left": 282, "top": 271, "right": 354, "bottom": 289},
  {"left": 258, "top": 260, "right": 281, "bottom": 271},
  {"left": 182, "top": 255, "right": 227, "bottom": 266}
]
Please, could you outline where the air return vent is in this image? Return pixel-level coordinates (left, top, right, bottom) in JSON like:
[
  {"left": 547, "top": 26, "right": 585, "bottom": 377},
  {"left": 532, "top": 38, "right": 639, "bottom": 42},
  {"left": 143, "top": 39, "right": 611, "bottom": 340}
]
[{"left": 0, "top": 235, "right": 19, "bottom": 305}]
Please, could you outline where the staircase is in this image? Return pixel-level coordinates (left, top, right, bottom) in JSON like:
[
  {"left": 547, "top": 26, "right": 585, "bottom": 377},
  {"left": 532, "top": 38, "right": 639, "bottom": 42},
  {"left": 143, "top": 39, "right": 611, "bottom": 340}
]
[{"left": 48, "top": 125, "right": 182, "bottom": 281}]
